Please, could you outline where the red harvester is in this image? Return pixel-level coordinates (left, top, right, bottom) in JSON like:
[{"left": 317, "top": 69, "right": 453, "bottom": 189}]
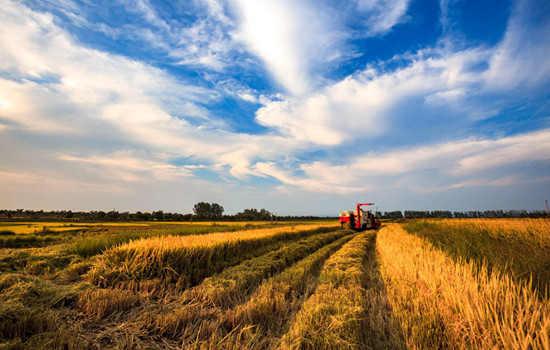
[{"left": 339, "top": 203, "right": 381, "bottom": 230}]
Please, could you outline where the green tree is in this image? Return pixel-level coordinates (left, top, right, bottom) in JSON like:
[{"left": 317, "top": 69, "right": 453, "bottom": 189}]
[
  {"left": 210, "top": 203, "right": 224, "bottom": 219},
  {"left": 235, "top": 208, "right": 272, "bottom": 221},
  {"left": 193, "top": 202, "right": 224, "bottom": 220},
  {"left": 152, "top": 210, "right": 164, "bottom": 221}
]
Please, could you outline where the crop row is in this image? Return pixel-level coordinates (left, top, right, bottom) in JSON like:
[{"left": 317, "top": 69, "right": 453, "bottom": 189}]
[
  {"left": 0, "top": 235, "right": 62, "bottom": 248},
  {"left": 77, "top": 230, "right": 350, "bottom": 316},
  {"left": 72, "top": 222, "right": 290, "bottom": 257},
  {"left": 131, "top": 230, "right": 353, "bottom": 337},
  {"left": 87, "top": 224, "right": 337, "bottom": 290},
  {"left": 279, "top": 231, "right": 405, "bottom": 349},
  {"left": 162, "top": 231, "right": 357, "bottom": 348},
  {"left": 74, "top": 229, "right": 354, "bottom": 348}
]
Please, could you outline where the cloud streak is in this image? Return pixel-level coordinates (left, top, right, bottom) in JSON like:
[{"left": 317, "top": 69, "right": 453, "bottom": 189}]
[{"left": 258, "top": 129, "right": 550, "bottom": 194}]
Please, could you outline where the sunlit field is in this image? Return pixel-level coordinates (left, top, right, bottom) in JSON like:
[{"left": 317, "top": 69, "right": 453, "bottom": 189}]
[
  {"left": 378, "top": 222, "right": 549, "bottom": 349},
  {"left": 0, "top": 219, "right": 548, "bottom": 349},
  {"left": 403, "top": 218, "right": 550, "bottom": 295}
]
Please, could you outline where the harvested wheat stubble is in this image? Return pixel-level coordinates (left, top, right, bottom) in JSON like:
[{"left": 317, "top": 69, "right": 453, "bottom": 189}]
[
  {"left": 87, "top": 224, "right": 337, "bottom": 289},
  {"left": 377, "top": 223, "right": 550, "bottom": 350},
  {"left": 78, "top": 288, "right": 142, "bottom": 319}
]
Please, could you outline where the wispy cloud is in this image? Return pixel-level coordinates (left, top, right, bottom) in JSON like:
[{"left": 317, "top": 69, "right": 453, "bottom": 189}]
[
  {"left": 484, "top": 0, "right": 550, "bottom": 89},
  {"left": 354, "top": 0, "right": 412, "bottom": 35},
  {"left": 59, "top": 150, "right": 208, "bottom": 183},
  {"left": 253, "top": 45, "right": 493, "bottom": 146},
  {"left": 230, "top": 0, "right": 413, "bottom": 96},
  {"left": 255, "top": 129, "right": 550, "bottom": 194}
]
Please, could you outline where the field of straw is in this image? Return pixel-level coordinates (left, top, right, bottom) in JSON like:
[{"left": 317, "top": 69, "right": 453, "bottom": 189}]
[{"left": 0, "top": 218, "right": 548, "bottom": 349}]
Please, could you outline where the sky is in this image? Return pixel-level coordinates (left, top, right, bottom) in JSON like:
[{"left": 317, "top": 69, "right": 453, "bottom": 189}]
[{"left": 0, "top": 0, "right": 549, "bottom": 215}]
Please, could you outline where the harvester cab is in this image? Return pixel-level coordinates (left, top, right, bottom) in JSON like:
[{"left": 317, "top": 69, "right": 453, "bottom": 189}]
[{"left": 339, "top": 203, "right": 381, "bottom": 230}]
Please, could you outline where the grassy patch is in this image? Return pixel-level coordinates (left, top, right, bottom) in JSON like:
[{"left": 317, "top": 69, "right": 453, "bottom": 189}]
[{"left": 71, "top": 231, "right": 144, "bottom": 257}]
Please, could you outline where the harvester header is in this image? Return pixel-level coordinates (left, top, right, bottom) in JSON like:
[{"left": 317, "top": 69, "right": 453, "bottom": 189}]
[{"left": 339, "top": 203, "right": 381, "bottom": 230}]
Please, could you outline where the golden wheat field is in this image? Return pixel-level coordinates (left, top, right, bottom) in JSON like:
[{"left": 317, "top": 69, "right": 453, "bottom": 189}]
[{"left": 0, "top": 219, "right": 548, "bottom": 349}]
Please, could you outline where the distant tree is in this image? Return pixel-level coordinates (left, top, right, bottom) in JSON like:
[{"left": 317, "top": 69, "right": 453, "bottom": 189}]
[
  {"left": 96, "top": 211, "right": 106, "bottom": 220},
  {"left": 384, "top": 211, "right": 403, "bottom": 219},
  {"left": 235, "top": 208, "right": 272, "bottom": 221},
  {"left": 152, "top": 210, "right": 164, "bottom": 221},
  {"left": 431, "top": 210, "right": 452, "bottom": 218},
  {"left": 210, "top": 203, "right": 224, "bottom": 219},
  {"left": 193, "top": 202, "right": 224, "bottom": 220},
  {"left": 105, "top": 210, "right": 120, "bottom": 221},
  {"left": 193, "top": 202, "right": 211, "bottom": 219}
]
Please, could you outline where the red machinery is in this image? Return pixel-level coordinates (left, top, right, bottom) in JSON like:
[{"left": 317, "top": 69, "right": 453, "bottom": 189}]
[{"left": 339, "top": 203, "right": 381, "bottom": 230}]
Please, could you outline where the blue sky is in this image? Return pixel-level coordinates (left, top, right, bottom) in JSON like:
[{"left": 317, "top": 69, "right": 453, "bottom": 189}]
[{"left": 0, "top": 0, "right": 549, "bottom": 215}]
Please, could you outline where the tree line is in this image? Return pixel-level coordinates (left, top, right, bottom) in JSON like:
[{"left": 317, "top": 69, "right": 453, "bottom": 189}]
[
  {"left": 0, "top": 206, "right": 547, "bottom": 222},
  {"left": 0, "top": 203, "right": 322, "bottom": 222}
]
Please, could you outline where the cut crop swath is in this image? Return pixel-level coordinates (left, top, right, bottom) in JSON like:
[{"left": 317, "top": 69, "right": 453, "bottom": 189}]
[
  {"left": 281, "top": 231, "right": 405, "bottom": 350},
  {"left": 185, "top": 232, "right": 357, "bottom": 348}
]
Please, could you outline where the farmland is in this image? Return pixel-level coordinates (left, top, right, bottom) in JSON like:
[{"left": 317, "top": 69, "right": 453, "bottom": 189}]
[{"left": 0, "top": 219, "right": 548, "bottom": 349}]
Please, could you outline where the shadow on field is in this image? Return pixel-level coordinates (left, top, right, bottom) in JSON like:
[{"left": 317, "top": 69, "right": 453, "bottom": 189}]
[{"left": 362, "top": 231, "right": 407, "bottom": 350}]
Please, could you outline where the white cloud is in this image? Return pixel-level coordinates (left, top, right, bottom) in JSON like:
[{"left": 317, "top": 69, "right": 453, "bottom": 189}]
[
  {"left": 38, "top": 0, "right": 239, "bottom": 72},
  {"left": 0, "top": 1, "right": 291, "bottom": 181},
  {"left": 438, "top": 0, "right": 459, "bottom": 35},
  {"left": 453, "top": 131, "right": 550, "bottom": 175},
  {"left": 253, "top": 162, "right": 357, "bottom": 193},
  {"left": 342, "top": 129, "right": 550, "bottom": 179},
  {"left": 231, "top": 0, "right": 341, "bottom": 96},
  {"left": 230, "top": 0, "right": 413, "bottom": 96},
  {"left": 253, "top": 129, "right": 550, "bottom": 193},
  {"left": 59, "top": 150, "right": 200, "bottom": 182},
  {"left": 354, "top": 0, "right": 411, "bottom": 35},
  {"left": 253, "top": 45, "right": 493, "bottom": 145},
  {"left": 0, "top": 78, "right": 76, "bottom": 133},
  {"left": 484, "top": 0, "right": 550, "bottom": 89},
  {"left": 0, "top": 169, "right": 127, "bottom": 194},
  {"left": 0, "top": 1, "right": 212, "bottom": 133}
]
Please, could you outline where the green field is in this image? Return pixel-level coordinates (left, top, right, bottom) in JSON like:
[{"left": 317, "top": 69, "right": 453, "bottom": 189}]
[{"left": 0, "top": 219, "right": 548, "bottom": 349}]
